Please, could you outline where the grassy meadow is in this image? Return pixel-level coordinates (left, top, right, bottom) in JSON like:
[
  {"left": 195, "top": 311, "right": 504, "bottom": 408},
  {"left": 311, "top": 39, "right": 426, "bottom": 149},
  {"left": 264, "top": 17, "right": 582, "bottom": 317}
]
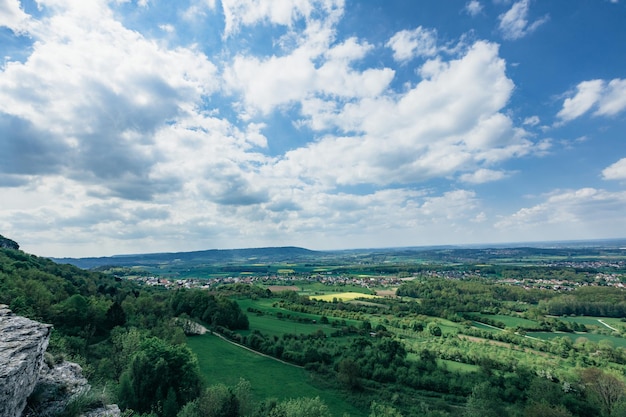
[{"left": 186, "top": 333, "right": 365, "bottom": 416}]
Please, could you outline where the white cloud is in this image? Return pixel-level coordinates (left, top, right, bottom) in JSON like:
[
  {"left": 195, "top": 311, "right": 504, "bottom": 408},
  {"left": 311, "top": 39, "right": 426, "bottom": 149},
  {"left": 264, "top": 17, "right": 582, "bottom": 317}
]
[
  {"left": 602, "top": 158, "right": 626, "bottom": 180},
  {"left": 221, "top": 0, "right": 344, "bottom": 37},
  {"left": 557, "top": 80, "right": 604, "bottom": 121},
  {"left": 225, "top": 32, "right": 393, "bottom": 115},
  {"left": 523, "top": 115, "right": 540, "bottom": 126},
  {"left": 498, "top": 0, "right": 549, "bottom": 40},
  {"left": 386, "top": 26, "right": 438, "bottom": 63},
  {"left": 159, "top": 24, "right": 175, "bottom": 33},
  {"left": 0, "top": 0, "right": 220, "bottom": 201},
  {"left": 280, "top": 41, "right": 540, "bottom": 187},
  {"left": 496, "top": 188, "right": 626, "bottom": 240},
  {"left": 557, "top": 78, "right": 626, "bottom": 122},
  {"left": 465, "top": 0, "right": 483, "bottom": 17},
  {"left": 460, "top": 169, "right": 508, "bottom": 184},
  {"left": 0, "top": 0, "right": 32, "bottom": 33},
  {"left": 595, "top": 78, "right": 626, "bottom": 116}
]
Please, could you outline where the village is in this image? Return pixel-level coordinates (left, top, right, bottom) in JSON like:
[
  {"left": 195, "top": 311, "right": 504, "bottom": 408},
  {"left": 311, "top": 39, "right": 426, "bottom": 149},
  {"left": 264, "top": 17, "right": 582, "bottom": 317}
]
[{"left": 126, "top": 266, "right": 626, "bottom": 294}]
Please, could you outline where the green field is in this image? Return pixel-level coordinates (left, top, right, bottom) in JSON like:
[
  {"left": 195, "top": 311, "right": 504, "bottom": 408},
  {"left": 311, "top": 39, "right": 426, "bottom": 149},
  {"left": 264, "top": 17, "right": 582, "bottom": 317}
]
[
  {"left": 559, "top": 316, "right": 625, "bottom": 329},
  {"left": 187, "top": 333, "right": 365, "bottom": 416},
  {"left": 527, "top": 331, "right": 626, "bottom": 348}
]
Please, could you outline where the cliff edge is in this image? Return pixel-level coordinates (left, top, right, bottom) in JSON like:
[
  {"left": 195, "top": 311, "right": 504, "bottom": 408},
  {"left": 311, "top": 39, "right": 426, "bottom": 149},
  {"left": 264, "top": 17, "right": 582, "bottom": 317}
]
[{"left": 0, "top": 304, "right": 51, "bottom": 417}]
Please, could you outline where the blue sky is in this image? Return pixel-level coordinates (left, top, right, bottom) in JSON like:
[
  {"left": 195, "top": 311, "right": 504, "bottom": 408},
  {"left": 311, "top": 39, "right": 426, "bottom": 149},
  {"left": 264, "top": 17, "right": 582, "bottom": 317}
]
[{"left": 1, "top": 0, "right": 626, "bottom": 257}]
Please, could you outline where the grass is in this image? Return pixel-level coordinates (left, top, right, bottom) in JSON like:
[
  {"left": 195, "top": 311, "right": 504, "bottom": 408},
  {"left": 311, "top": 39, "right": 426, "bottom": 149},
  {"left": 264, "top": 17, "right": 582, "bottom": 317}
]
[
  {"left": 559, "top": 316, "right": 625, "bottom": 329},
  {"left": 471, "top": 321, "right": 502, "bottom": 332},
  {"left": 470, "top": 314, "right": 542, "bottom": 329},
  {"left": 186, "top": 333, "right": 365, "bottom": 417}
]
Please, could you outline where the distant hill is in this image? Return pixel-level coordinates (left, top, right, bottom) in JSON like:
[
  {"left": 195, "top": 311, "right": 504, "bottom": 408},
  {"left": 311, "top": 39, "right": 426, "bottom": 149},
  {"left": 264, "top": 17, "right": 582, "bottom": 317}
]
[
  {"left": 48, "top": 237, "right": 626, "bottom": 270},
  {"left": 52, "top": 246, "right": 323, "bottom": 269}
]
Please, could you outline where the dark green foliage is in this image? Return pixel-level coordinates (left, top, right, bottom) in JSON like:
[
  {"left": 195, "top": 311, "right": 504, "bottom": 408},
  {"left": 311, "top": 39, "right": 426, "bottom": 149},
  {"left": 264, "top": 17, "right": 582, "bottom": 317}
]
[
  {"left": 118, "top": 337, "right": 202, "bottom": 416},
  {"left": 369, "top": 401, "right": 403, "bottom": 417},
  {"left": 170, "top": 289, "right": 249, "bottom": 330},
  {"left": 463, "top": 382, "right": 505, "bottom": 417},
  {"left": 268, "top": 396, "right": 333, "bottom": 417},
  {"left": 544, "top": 288, "right": 626, "bottom": 317}
]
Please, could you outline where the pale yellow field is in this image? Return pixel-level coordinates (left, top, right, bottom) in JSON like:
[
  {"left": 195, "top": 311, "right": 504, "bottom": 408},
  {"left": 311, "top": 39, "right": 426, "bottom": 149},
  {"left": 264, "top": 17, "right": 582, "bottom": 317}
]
[{"left": 309, "top": 292, "right": 379, "bottom": 302}]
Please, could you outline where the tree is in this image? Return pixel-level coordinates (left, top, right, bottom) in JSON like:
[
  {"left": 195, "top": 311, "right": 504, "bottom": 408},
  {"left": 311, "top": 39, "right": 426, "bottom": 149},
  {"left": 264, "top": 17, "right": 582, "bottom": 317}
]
[
  {"left": 369, "top": 401, "right": 403, "bottom": 417},
  {"left": 118, "top": 337, "right": 202, "bottom": 416},
  {"left": 581, "top": 368, "right": 626, "bottom": 416},
  {"left": 337, "top": 358, "right": 361, "bottom": 390},
  {"left": 464, "top": 382, "right": 505, "bottom": 417},
  {"left": 427, "top": 322, "right": 442, "bottom": 337},
  {"left": 269, "top": 397, "right": 332, "bottom": 417}
]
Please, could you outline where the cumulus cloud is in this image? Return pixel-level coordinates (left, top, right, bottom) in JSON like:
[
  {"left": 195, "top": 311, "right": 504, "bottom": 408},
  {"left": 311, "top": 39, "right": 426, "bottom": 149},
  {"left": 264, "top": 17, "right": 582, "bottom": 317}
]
[
  {"left": 386, "top": 26, "right": 438, "bottom": 62},
  {"left": 603, "top": 158, "right": 626, "bottom": 180},
  {"left": 498, "top": 0, "right": 549, "bottom": 40},
  {"left": 557, "top": 78, "right": 626, "bottom": 122},
  {"left": 278, "top": 41, "right": 539, "bottom": 187},
  {"left": 225, "top": 31, "right": 393, "bottom": 115}
]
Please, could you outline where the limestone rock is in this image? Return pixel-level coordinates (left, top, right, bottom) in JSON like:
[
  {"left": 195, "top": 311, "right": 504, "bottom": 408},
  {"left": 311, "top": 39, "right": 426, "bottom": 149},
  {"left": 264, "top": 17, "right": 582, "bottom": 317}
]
[
  {"left": 0, "top": 305, "right": 51, "bottom": 417},
  {"left": 25, "top": 360, "right": 121, "bottom": 417},
  {"left": 25, "top": 361, "right": 90, "bottom": 416}
]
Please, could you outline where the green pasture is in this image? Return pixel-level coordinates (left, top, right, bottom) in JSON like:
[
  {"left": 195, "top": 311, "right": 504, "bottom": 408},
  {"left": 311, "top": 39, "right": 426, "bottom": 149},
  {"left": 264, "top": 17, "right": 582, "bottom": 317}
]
[
  {"left": 559, "top": 316, "right": 625, "bottom": 329},
  {"left": 527, "top": 332, "right": 626, "bottom": 348},
  {"left": 187, "top": 334, "right": 365, "bottom": 416}
]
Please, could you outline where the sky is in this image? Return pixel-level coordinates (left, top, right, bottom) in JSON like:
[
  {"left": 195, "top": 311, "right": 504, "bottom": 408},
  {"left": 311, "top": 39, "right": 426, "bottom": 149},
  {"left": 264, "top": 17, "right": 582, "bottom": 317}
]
[{"left": 1, "top": 0, "right": 626, "bottom": 258}]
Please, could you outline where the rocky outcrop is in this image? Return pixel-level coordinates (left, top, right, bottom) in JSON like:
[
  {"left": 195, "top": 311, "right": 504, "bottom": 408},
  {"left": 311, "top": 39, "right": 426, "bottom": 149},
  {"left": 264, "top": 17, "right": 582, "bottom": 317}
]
[
  {"left": 0, "top": 305, "right": 51, "bottom": 417},
  {"left": 0, "top": 305, "right": 121, "bottom": 417},
  {"left": 0, "top": 234, "right": 19, "bottom": 250}
]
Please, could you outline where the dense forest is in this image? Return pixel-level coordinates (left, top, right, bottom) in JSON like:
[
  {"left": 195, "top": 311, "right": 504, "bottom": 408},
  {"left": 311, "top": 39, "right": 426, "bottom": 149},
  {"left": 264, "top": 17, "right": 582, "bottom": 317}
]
[{"left": 3, "top": 237, "right": 626, "bottom": 416}]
